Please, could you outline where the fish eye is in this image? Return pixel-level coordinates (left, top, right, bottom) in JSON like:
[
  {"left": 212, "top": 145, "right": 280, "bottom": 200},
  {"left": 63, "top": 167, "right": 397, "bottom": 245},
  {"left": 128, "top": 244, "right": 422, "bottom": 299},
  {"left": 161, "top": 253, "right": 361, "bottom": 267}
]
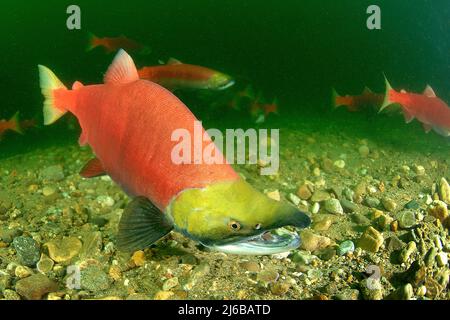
[
  {"left": 255, "top": 223, "right": 262, "bottom": 230},
  {"left": 228, "top": 221, "right": 241, "bottom": 231}
]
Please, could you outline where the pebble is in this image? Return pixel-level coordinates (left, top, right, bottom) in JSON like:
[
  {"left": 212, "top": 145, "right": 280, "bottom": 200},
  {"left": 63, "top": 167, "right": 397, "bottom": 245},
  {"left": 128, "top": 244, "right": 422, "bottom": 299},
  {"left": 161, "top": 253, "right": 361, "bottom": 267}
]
[
  {"left": 239, "top": 261, "right": 260, "bottom": 272},
  {"left": 154, "top": 291, "right": 174, "bottom": 300},
  {"left": 386, "top": 236, "right": 405, "bottom": 252},
  {"left": 45, "top": 237, "right": 82, "bottom": 264},
  {"left": 377, "top": 213, "right": 394, "bottom": 230},
  {"left": 400, "top": 241, "right": 417, "bottom": 263},
  {"left": 256, "top": 270, "right": 279, "bottom": 284},
  {"left": 300, "top": 230, "right": 333, "bottom": 252},
  {"left": 311, "top": 190, "right": 330, "bottom": 202},
  {"left": 340, "top": 199, "right": 358, "bottom": 212},
  {"left": 427, "top": 200, "right": 448, "bottom": 223},
  {"left": 358, "top": 145, "right": 370, "bottom": 157},
  {"left": 436, "top": 252, "right": 448, "bottom": 267},
  {"left": 333, "top": 160, "right": 345, "bottom": 169},
  {"left": 266, "top": 190, "right": 281, "bottom": 201},
  {"left": 404, "top": 200, "right": 419, "bottom": 210},
  {"left": 42, "top": 186, "right": 56, "bottom": 197},
  {"left": 15, "top": 274, "right": 58, "bottom": 300},
  {"left": 37, "top": 254, "right": 54, "bottom": 274},
  {"left": 387, "top": 283, "right": 414, "bottom": 300},
  {"left": 162, "top": 277, "right": 179, "bottom": 291},
  {"left": 425, "top": 247, "right": 438, "bottom": 267},
  {"left": 358, "top": 227, "right": 384, "bottom": 253},
  {"left": 3, "top": 289, "right": 21, "bottom": 300},
  {"left": 382, "top": 197, "right": 397, "bottom": 212},
  {"left": 130, "top": 250, "right": 146, "bottom": 267},
  {"left": 15, "top": 265, "right": 33, "bottom": 279},
  {"left": 183, "top": 262, "right": 210, "bottom": 291},
  {"left": 40, "top": 165, "right": 65, "bottom": 181},
  {"left": 438, "top": 177, "right": 450, "bottom": 204},
  {"left": 96, "top": 195, "right": 115, "bottom": 208},
  {"left": 342, "top": 187, "right": 355, "bottom": 201},
  {"left": 396, "top": 210, "right": 417, "bottom": 229},
  {"left": 297, "top": 184, "right": 312, "bottom": 200},
  {"left": 364, "top": 196, "right": 380, "bottom": 208},
  {"left": 180, "top": 254, "right": 198, "bottom": 265},
  {"left": 413, "top": 165, "right": 425, "bottom": 176},
  {"left": 337, "top": 240, "right": 355, "bottom": 256},
  {"left": 288, "top": 193, "right": 301, "bottom": 206},
  {"left": 12, "top": 236, "right": 40, "bottom": 267},
  {"left": 270, "top": 281, "right": 290, "bottom": 295},
  {"left": 311, "top": 202, "right": 320, "bottom": 214},
  {"left": 335, "top": 289, "right": 360, "bottom": 300},
  {"left": 291, "top": 251, "right": 317, "bottom": 265},
  {"left": 312, "top": 217, "right": 332, "bottom": 231},
  {"left": 416, "top": 285, "right": 427, "bottom": 297},
  {"left": 323, "top": 199, "right": 343, "bottom": 215},
  {"left": 80, "top": 265, "right": 111, "bottom": 292}
]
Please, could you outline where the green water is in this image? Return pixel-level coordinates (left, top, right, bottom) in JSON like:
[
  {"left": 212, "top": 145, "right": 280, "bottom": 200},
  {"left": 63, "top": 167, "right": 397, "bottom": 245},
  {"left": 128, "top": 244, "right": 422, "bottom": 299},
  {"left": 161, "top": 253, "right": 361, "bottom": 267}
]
[{"left": 1, "top": 0, "right": 449, "bottom": 157}]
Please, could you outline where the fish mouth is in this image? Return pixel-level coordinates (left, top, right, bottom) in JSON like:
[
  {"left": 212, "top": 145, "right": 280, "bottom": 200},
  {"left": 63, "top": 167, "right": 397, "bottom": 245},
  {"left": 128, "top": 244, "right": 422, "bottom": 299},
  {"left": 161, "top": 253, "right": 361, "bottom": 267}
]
[
  {"left": 217, "top": 79, "right": 235, "bottom": 90},
  {"left": 201, "top": 228, "right": 300, "bottom": 255}
]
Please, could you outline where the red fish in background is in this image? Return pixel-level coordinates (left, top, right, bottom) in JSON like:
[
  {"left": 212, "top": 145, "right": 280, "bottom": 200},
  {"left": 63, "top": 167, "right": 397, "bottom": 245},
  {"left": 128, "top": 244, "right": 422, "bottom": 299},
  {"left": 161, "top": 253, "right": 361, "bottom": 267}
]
[
  {"left": 87, "top": 33, "right": 151, "bottom": 55},
  {"left": 379, "top": 76, "right": 450, "bottom": 136},
  {"left": 332, "top": 87, "right": 384, "bottom": 112},
  {"left": 0, "top": 112, "right": 22, "bottom": 140},
  {"left": 137, "top": 58, "right": 234, "bottom": 91},
  {"left": 250, "top": 97, "right": 279, "bottom": 124}
]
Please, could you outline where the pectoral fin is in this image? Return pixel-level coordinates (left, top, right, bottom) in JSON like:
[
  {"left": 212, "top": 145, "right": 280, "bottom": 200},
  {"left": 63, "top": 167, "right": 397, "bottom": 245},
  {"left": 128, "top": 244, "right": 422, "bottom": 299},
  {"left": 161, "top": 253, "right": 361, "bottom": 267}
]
[
  {"left": 80, "top": 157, "right": 106, "bottom": 178},
  {"left": 402, "top": 108, "right": 414, "bottom": 123},
  {"left": 117, "top": 197, "right": 173, "bottom": 252},
  {"left": 422, "top": 123, "right": 432, "bottom": 133}
]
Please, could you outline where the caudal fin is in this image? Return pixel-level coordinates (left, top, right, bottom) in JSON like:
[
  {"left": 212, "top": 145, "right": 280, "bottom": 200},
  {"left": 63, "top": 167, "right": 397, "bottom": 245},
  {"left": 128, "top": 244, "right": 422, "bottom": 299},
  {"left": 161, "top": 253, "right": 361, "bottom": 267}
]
[
  {"left": 379, "top": 73, "right": 394, "bottom": 113},
  {"left": 86, "top": 32, "right": 99, "bottom": 52},
  {"left": 38, "top": 65, "right": 68, "bottom": 125},
  {"left": 9, "top": 112, "right": 23, "bottom": 134},
  {"left": 331, "top": 88, "right": 341, "bottom": 108}
]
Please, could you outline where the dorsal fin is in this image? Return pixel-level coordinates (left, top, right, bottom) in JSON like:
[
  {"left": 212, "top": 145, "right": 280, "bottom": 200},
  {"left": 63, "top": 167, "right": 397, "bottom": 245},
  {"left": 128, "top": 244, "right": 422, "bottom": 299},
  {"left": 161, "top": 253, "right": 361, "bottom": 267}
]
[
  {"left": 362, "top": 87, "right": 373, "bottom": 94},
  {"left": 400, "top": 89, "right": 407, "bottom": 93},
  {"left": 167, "top": 57, "right": 182, "bottom": 65},
  {"left": 423, "top": 85, "right": 436, "bottom": 98},
  {"left": 104, "top": 49, "right": 139, "bottom": 84}
]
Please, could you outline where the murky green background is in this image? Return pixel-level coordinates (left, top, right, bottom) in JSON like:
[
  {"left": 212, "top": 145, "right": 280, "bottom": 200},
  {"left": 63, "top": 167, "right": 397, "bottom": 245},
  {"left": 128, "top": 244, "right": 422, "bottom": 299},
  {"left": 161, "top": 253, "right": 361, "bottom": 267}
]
[{"left": 1, "top": 0, "right": 449, "bottom": 157}]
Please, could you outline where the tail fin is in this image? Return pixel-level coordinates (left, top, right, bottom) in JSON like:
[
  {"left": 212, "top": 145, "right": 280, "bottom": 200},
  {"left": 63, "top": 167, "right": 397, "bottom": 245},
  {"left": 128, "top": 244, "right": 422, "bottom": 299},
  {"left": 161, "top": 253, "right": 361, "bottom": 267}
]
[
  {"left": 9, "top": 112, "right": 23, "bottom": 134},
  {"left": 38, "top": 65, "right": 68, "bottom": 125},
  {"left": 379, "top": 73, "right": 394, "bottom": 113},
  {"left": 86, "top": 32, "right": 98, "bottom": 52},
  {"left": 331, "top": 88, "right": 341, "bottom": 108}
]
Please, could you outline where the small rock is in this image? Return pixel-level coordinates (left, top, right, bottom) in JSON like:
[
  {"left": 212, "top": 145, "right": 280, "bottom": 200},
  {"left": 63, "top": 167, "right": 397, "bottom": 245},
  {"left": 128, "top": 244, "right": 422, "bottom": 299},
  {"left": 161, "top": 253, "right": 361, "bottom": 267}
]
[
  {"left": 364, "top": 196, "right": 380, "bottom": 208},
  {"left": 130, "top": 250, "right": 146, "bottom": 267},
  {"left": 13, "top": 236, "right": 40, "bottom": 267},
  {"left": 342, "top": 187, "right": 355, "bottom": 201},
  {"left": 335, "top": 289, "right": 360, "bottom": 300},
  {"left": 438, "top": 177, "right": 450, "bottom": 204},
  {"left": 80, "top": 265, "right": 111, "bottom": 292},
  {"left": 402, "top": 260, "right": 426, "bottom": 286},
  {"left": 396, "top": 210, "right": 417, "bottom": 229},
  {"left": 424, "top": 247, "right": 438, "bottom": 267},
  {"left": 404, "top": 200, "right": 419, "bottom": 210},
  {"left": 382, "top": 197, "right": 397, "bottom": 212},
  {"left": 400, "top": 241, "right": 417, "bottom": 263},
  {"left": 288, "top": 193, "right": 301, "bottom": 206},
  {"left": 311, "top": 190, "right": 330, "bottom": 202},
  {"left": 154, "top": 291, "right": 174, "bottom": 300},
  {"left": 3, "top": 289, "right": 21, "bottom": 300},
  {"left": 291, "top": 251, "right": 317, "bottom": 265},
  {"left": 312, "top": 217, "right": 333, "bottom": 231},
  {"left": 266, "top": 190, "right": 281, "bottom": 201},
  {"left": 340, "top": 199, "right": 358, "bottom": 212},
  {"left": 311, "top": 202, "right": 320, "bottom": 214},
  {"left": 300, "top": 230, "right": 333, "bottom": 252},
  {"left": 297, "top": 184, "right": 312, "bottom": 200},
  {"left": 337, "top": 240, "right": 355, "bottom": 256},
  {"left": 257, "top": 270, "right": 279, "bottom": 285},
  {"left": 358, "top": 145, "right": 370, "bottom": 157},
  {"left": 42, "top": 187, "right": 56, "bottom": 197},
  {"left": 413, "top": 165, "right": 425, "bottom": 176},
  {"left": 239, "top": 261, "right": 260, "bottom": 272},
  {"left": 96, "top": 195, "right": 115, "bottom": 208},
  {"left": 180, "top": 254, "right": 198, "bottom": 265},
  {"left": 387, "top": 283, "right": 414, "bottom": 300},
  {"left": 377, "top": 213, "right": 394, "bottom": 230},
  {"left": 40, "top": 165, "right": 65, "bottom": 181},
  {"left": 333, "top": 160, "right": 345, "bottom": 169},
  {"left": 162, "top": 277, "right": 179, "bottom": 291},
  {"left": 358, "top": 226, "right": 384, "bottom": 253},
  {"left": 270, "top": 281, "right": 290, "bottom": 295},
  {"left": 324, "top": 199, "right": 343, "bottom": 215},
  {"left": 15, "top": 266, "right": 33, "bottom": 279},
  {"left": 37, "top": 254, "right": 54, "bottom": 274},
  {"left": 436, "top": 252, "right": 448, "bottom": 267},
  {"left": 386, "top": 236, "right": 405, "bottom": 252},
  {"left": 427, "top": 200, "right": 448, "bottom": 223},
  {"left": 15, "top": 274, "right": 58, "bottom": 300},
  {"left": 45, "top": 237, "right": 82, "bottom": 264}
]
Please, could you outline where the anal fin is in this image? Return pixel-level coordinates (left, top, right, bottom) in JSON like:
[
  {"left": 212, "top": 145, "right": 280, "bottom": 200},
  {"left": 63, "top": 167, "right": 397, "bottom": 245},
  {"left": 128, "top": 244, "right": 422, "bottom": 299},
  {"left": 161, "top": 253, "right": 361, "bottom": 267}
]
[
  {"left": 422, "top": 123, "right": 432, "bottom": 133},
  {"left": 80, "top": 157, "right": 106, "bottom": 178},
  {"left": 117, "top": 197, "right": 173, "bottom": 252},
  {"left": 402, "top": 108, "right": 414, "bottom": 123}
]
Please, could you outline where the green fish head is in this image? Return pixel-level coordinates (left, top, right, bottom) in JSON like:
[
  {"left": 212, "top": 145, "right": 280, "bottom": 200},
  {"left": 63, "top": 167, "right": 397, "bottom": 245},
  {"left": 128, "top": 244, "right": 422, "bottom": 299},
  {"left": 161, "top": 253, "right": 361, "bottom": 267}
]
[
  {"left": 169, "top": 179, "right": 311, "bottom": 254},
  {"left": 209, "top": 72, "right": 235, "bottom": 90}
]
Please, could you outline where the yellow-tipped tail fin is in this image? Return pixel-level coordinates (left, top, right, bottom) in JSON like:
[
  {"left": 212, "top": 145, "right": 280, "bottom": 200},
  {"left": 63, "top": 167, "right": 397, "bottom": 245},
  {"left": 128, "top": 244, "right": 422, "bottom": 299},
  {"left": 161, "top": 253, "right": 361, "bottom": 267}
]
[
  {"left": 9, "top": 111, "right": 23, "bottom": 134},
  {"left": 38, "top": 65, "right": 68, "bottom": 125},
  {"left": 379, "top": 73, "right": 394, "bottom": 113}
]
